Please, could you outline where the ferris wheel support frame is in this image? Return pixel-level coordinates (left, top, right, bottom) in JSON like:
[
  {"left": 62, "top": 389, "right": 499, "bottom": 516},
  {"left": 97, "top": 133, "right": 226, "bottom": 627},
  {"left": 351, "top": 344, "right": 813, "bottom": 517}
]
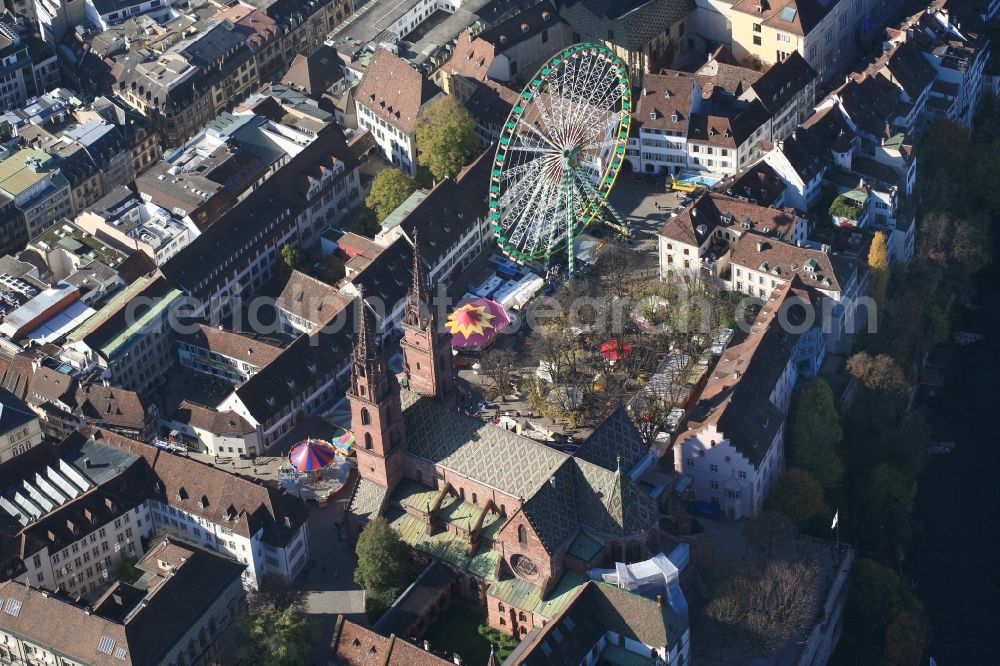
[{"left": 489, "top": 43, "right": 632, "bottom": 277}]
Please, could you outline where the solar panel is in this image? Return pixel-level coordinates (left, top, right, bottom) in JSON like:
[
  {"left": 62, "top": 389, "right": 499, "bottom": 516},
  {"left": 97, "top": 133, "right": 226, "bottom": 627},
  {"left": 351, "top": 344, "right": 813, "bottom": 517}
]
[
  {"left": 780, "top": 7, "right": 797, "bottom": 21},
  {"left": 97, "top": 636, "right": 116, "bottom": 655},
  {"left": 2, "top": 598, "right": 21, "bottom": 617},
  {"left": 114, "top": 647, "right": 128, "bottom": 660}
]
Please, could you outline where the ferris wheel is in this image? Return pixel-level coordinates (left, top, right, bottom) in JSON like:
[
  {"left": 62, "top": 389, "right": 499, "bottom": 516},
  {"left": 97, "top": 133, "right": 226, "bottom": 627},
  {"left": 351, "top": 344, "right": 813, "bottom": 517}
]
[{"left": 489, "top": 43, "right": 632, "bottom": 274}]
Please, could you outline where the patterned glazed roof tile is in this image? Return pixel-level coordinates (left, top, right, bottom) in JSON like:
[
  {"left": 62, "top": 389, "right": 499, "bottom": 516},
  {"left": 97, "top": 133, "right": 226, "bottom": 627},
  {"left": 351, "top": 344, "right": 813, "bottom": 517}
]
[
  {"left": 401, "top": 390, "right": 566, "bottom": 499},
  {"left": 348, "top": 478, "right": 387, "bottom": 522}
]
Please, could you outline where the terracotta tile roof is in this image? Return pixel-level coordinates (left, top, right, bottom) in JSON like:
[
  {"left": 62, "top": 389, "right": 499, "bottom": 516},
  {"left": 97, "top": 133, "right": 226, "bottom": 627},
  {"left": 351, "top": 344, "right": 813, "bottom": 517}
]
[
  {"left": 635, "top": 72, "right": 696, "bottom": 133},
  {"left": 91, "top": 429, "right": 306, "bottom": 545},
  {"left": 178, "top": 323, "right": 289, "bottom": 368},
  {"left": 723, "top": 160, "right": 786, "bottom": 207},
  {"left": 172, "top": 400, "right": 255, "bottom": 436},
  {"left": 680, "top": 282, "right": 803, "bottom": 464},
  {"left": 694, "top": 60, "right": 763, "bottom": 97},
  {"left": 0, "top": 352, "right": 35, "bottom": 400},
  {"left": 281, "top": 45, "right": 343, "bottom": 96},
  {"left": 331, "top": 616, "right": 452, "bottom": 665},
  {"left": 0, "top": 538, "right": 244, "bottom": 665},
  {"left": 730, "top": 231, "right": 852, "bottom": 294},
  {"left": 659, "top": 191, "right": 801, "bottom": 246},
  {"left": 75, "top": 384, "right": 150, "bottom": 431},
  {"left": 687, "top": 100, "right": 769, "bottom": 148},
  {"left": 275, "top": 270, "right": 349, "bottom": 330},
  {"left": 866, "top": 39, "right": 936, "bottom": 101},
  {"left": 356, "top": 49, "right": 442, "bottom": 135},
  {"left": 27, "top": 367, "right": 77, "bottom": 407},
  {"left": 441, "top": 32, "right": 496, "bottom": 84}
]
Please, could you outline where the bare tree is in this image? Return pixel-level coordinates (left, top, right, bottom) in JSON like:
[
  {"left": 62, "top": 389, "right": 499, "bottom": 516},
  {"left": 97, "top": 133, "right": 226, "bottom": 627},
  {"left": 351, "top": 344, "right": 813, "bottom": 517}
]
[
  {"left": 480, "top": 348, "right": 517, "bottom": 399},
  {"left": 743, "top": 510, "right": 795, "bottom": 558},
  {"left": 707, "top": 560, "right": 820, "bottom": 655}
]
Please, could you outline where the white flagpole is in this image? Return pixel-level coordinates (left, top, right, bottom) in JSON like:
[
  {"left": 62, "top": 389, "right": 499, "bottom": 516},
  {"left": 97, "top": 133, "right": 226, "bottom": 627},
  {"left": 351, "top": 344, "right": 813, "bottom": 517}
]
[{"left": 831, "top": 510, "right": 840, "bottom": 548}]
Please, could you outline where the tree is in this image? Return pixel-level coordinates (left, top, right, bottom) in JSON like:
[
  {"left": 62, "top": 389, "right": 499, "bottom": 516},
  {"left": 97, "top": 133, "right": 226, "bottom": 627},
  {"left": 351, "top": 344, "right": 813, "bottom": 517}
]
[
  {"left": 237, "top": 592, "right": 312, "bottom": 666},
  {"left": 354, "top": 517, "right": 413, "bottom": 604},
  {"left": 743, "top": 510, "right": 794, "bottom": 557},
  {"left": 884, "top": 611, "right": 931, "bottom": 666},
  {"left": 321, "top": 255, "right": 346, "bottom": 284},
  {"left": 275, "top": 244, "right": 308, "bottom": 285},
  {"left": 365, "top": 168, "right": 416, "bottom": 223},
  {"left": 415, "top": 96, "right": 479, "bottom": 181},
  {"left": 868, "top": 231, "right": 889, "bottom": 312},
  {"left": 786, "top": 378, "right": 844, "bottom": 490},
  {"left": 766, "top": 468, "right": 825, "bottom": 526},
  {"left": 847, "top": 352, "right": 909, "bottom": 394},
  {"left": 846, "top": 559, "right": 908, "bottom": 639},
  {"left": 707, "top": 560, "right": 820, "bottom": 654},
  {"left": 594, "top": 243, "right": 642, "bottom": 297},
  {"left": 481, "top": 348, "right": 518, "bottom": 398},
  {"left": 853, "top": 464, "right": 916, "bottom": 556}
]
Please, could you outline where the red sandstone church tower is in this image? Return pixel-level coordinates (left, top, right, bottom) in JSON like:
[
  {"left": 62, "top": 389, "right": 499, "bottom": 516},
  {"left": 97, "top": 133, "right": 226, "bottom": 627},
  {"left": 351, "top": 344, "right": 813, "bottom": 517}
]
[
  {"left": 348, "top": 292, "right": 406, "bottom": 490},
  {"left": 400, "top": 231, "right": 457, "bottom": 407}
]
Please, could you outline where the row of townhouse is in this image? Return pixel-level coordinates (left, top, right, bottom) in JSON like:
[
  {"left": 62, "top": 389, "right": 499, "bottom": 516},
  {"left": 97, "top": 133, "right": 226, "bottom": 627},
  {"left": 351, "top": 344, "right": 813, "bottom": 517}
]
[
  {"left": 157, "top": 149, "right": 494, "bottom": 457},
  {"left": 158, "top": 123, "right": 362, "bottom": 322},
  {"left": 627, "top": 51, "right": 817, "bottom": 178},
  {"left": 0, "top": 90, "right": 162, "bottom": 256},
  {"left": 658, "top": 189, "right": 868, "bottom": 352},
  {"left": 0, "top": 537, "right": 246, "bottom": 666},
  {"left": 884, "top": 0, "right": 990, "bottom": 129},
  {"left": 0, "top": 427, "right": 309, "bottom": 596},
  {"left": 753, "top": 0, "right": 989, "bottom": 267}
]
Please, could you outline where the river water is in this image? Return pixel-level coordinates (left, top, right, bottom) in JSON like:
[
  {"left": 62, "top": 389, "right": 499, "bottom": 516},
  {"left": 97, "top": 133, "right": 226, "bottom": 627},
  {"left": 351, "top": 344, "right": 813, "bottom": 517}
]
[{"left": 908, "top": 257, "right": 1000, "bottom": 662}]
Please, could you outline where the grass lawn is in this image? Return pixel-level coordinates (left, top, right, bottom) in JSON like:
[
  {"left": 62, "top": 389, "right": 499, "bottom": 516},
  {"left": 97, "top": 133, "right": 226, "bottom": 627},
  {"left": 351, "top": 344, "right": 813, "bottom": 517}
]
[{"left": 421, "top": 605, "right": 496, "bottom": 665}]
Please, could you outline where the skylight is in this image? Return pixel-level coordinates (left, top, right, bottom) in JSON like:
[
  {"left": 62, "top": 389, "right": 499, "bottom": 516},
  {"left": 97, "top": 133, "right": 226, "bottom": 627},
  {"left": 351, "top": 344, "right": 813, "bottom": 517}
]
[
  {"left": 97, "top": 636, "right": 116, "bottom": 655},
  {"left": 2, "top": 598, "right": 21, "bottom": 617},
  {"left": 780, "top": 7, "right": 797, "bottom": 21}
]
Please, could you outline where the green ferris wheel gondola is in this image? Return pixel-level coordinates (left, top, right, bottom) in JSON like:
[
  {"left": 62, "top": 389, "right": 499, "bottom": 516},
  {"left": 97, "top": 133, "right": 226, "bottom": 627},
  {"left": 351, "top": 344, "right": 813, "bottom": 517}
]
[{"left": 489, "top": 43, "right": 631, "bottom": 274}]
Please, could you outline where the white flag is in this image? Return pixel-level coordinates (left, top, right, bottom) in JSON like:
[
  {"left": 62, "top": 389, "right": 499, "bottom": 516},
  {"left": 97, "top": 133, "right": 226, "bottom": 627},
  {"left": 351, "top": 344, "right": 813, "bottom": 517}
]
[{"left": 831, "top": 511, "right": 839, "bottom": 529}]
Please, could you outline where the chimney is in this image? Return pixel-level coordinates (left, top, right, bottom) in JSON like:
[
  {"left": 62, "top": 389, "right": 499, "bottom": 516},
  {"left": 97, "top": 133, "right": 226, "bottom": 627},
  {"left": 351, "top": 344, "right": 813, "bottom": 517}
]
[
  {"left": 83, "top": 458, "right": 91, "bottom": 468},
  {"left": 424, "top": 641, "right": 431, "bottom": 651},
  {"left": 453, "top": 654, "right": 463, "bottom": 665},
  {"left": 756, "top": 241, "right": 764, "bottom": 252},
  {"left": 657, "top": 594, "right": 662, "bottom": 608}
]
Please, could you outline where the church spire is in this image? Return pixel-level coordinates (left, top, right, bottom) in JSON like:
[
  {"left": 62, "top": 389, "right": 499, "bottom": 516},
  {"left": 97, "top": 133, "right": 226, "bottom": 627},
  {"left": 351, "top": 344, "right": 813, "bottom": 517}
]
[
  {"left": 352, "top": 288, "right": 377, "bottom": 368},
  {"left": 404, "top": 229, "right": 430, "bottom": 329}
]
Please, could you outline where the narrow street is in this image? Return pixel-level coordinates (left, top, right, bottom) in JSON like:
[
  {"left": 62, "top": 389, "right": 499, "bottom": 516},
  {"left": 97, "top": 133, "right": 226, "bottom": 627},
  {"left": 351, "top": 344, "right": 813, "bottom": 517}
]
[{"left": 300, "top": 497, "right": 366, "bottom": 665}]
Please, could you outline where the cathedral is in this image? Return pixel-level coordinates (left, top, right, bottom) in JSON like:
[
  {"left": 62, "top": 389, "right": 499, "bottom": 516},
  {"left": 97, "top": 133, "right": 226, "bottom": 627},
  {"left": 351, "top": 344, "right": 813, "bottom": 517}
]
[{"left": 346, "top": 236, "right": 664, "bottom": 637}]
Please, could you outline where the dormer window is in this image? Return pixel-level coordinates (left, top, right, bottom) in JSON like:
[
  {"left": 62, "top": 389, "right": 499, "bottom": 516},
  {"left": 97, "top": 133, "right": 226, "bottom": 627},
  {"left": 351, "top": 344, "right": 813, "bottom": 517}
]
[
  {"left": 177, "top": 487, "right": 188, "bottom": 501},
  {"left": 650, "top": 110, "right": 658, "bottom": 120},
  {"left": 198, "top": 495, "right": 209, "bottom": 509},
  {"left": 671, "top": 111, "right": 679, "bottom": 122}
]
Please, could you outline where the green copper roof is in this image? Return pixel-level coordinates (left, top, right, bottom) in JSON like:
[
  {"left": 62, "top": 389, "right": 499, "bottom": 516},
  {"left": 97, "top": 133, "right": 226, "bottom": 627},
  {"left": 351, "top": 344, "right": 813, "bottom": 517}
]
[{"left": 100, "top": 288, "right": 182, "bottom": 358}]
